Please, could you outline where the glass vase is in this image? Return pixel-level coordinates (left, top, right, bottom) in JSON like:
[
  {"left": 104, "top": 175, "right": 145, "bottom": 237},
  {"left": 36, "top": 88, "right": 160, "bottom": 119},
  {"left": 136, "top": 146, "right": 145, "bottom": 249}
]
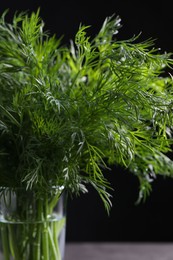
[{"left": 0, "top": 186, "right": 66, "bottom": 260}]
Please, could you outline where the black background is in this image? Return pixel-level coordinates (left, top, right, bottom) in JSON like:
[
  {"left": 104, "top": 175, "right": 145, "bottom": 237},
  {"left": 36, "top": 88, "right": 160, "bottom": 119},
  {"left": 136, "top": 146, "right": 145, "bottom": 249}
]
[{"left": 1, "top": 1, "right": 173, "bottom": 242}]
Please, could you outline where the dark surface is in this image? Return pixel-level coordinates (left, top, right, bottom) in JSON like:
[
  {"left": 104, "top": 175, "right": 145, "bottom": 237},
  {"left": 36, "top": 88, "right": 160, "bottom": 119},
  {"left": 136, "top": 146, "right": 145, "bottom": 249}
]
[{"left": 65, "top": 243, "right": 173, "bottom": 260}]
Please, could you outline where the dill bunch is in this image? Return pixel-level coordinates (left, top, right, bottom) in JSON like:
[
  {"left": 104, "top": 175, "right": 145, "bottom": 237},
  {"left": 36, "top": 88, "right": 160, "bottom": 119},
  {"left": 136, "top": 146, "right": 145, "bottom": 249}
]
[{"left": 1, "top": 9, "right": 173, "bottom": 212}]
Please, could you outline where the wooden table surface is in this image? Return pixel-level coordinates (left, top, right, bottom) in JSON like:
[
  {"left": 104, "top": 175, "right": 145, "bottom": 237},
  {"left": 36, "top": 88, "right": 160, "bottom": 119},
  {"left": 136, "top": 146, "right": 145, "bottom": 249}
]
[{"left": 65, "top": 242, "right": 173, "bottom": 260}]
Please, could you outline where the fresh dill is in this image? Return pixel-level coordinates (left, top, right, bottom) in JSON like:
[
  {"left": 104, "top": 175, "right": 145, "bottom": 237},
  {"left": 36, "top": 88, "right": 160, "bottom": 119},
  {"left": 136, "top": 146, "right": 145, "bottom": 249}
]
[{"left": 1, "top": 10, "right": 173, "bottom": 213}]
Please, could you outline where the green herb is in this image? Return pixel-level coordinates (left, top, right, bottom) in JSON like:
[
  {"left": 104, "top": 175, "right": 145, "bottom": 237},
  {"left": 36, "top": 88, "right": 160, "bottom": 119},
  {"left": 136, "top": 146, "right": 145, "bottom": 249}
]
[{"left": 0, "top": 9, "right": 173, "bottom": 214}]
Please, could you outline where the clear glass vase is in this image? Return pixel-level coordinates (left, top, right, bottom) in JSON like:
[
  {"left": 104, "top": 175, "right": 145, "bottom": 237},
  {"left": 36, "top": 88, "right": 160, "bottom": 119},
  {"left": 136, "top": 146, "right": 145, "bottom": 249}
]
[{"left": 0, "top": 186, "right": 66, "bottom": 260}]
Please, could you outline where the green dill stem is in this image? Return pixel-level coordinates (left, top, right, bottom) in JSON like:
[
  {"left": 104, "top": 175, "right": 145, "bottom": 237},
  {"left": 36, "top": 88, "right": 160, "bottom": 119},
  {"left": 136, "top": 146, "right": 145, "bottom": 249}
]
[
  {"left": 42, "top": 222, "right": 49, "bottom": 260},
  {"left": 36, "top": 198, "right": 45, "bottom": 260},
  {"left": 48, "top": 193, "right": 61, "bottom": 214},
  {"left": 8, "top": 224, "right": 20, "bottom": 259},
  {"left": 55, "top": 218, "right": 66, "bottom": 260},
  {"left": 41, "top": 195, "right": 50, "bottom": 260},
  {"left": 0, "top": 224, "right": 10, "bottom": 260},
  {"left": 48, "top": 225, "right": 58, "bottom": 260},
  {"left": 53, "top": 221, "right": 60, "bottom": 255},
  {"left": 33, "top": 223, "right": 41, "bottom": 260}
]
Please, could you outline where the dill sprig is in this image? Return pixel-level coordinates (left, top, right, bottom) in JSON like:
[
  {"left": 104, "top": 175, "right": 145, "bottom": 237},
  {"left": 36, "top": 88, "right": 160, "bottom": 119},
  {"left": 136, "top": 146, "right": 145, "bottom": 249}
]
[{"left": 1, "top": 10, "right": 173, "bottom": 213}]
